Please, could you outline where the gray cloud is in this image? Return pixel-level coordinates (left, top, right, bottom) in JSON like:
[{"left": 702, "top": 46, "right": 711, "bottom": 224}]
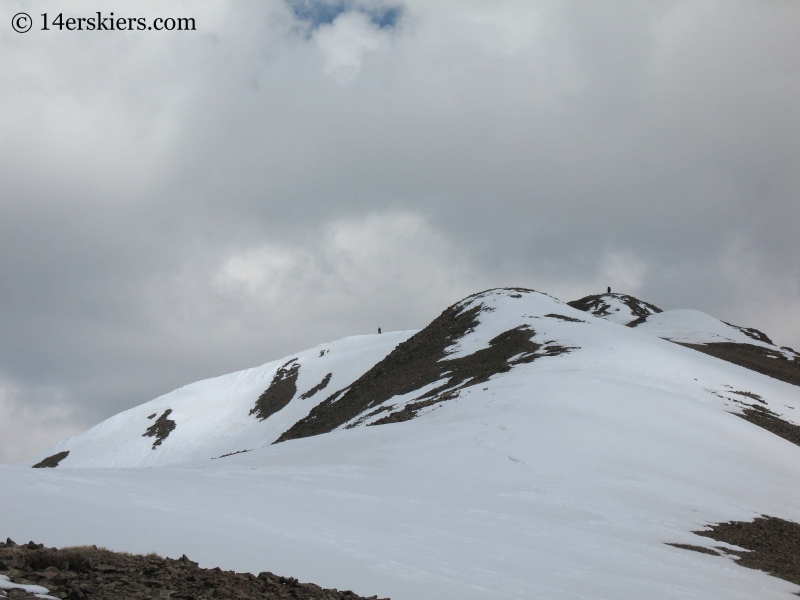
[{"left": 1, "top": 0, "right": 798, "bottom": 463}]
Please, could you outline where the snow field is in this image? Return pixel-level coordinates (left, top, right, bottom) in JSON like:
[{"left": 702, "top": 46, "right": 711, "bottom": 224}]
[{"left": 5, "top": 289, "right": 800, "bottom": 599}]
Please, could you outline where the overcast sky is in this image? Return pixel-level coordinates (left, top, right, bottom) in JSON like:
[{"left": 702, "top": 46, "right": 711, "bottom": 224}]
[{"left": 1, "top": 0, "right": 798, "bottom": 464}]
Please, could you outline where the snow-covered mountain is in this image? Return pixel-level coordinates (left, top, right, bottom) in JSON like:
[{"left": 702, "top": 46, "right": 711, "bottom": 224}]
[
  {"left": 569, "top": 291, "right": 800, "bottom": 388},
  {"left": 5, "top": 288, "right": 800, "bottom": 599},
  {"left": 25, "top": 330, "right": 416, "bottom": 468}
]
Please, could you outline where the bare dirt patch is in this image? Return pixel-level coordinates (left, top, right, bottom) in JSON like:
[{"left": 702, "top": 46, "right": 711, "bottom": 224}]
[
  {"left": 277, "top": 290, "right": 575, "bottom": 443},
  {"left": 544, "top": 313, "right": 585, "bottom": 324},
  {"left": 0, "top": 539, "right": 388, "bottom": 600},
  {"left": 677, "top": 342, "right": 800, "bottom": 388},
  {"left": 625, "top": 316, "right": 648, "bottom": 328},
  {"left": 368, "top": 390, "right": 461, "bottom": 426},
  {"left": 32, "top": 451, "right": 69, "bottom": 469},
  {"left": 300, "top": 373, "right": 332, "bottom": 400},
  {"left": 716, "top": 389, "right": 800, "bottom": 448},
  {"left": 143, "top": 410, "right": 176, "bottom": 450},
  {"left": 735, "top": 404, "right": 800, "bottom": 449},
  {"left": 665, "top": 543, "right": 719, "bottom": 556},
  {"left": 670, "top": 515, "right": 800, "bottom": 590},
  {"left": 722, "top": 321, "right": 774, "bottom": 345},
  {"left": 731, "top": 390, "right": 765, "bottom": 404},
  {"left": 211, "top": 449, "right": 251, "bottom": 460},
  {"left": 250, "top": 359, "right": 300, "bottom": 421}
]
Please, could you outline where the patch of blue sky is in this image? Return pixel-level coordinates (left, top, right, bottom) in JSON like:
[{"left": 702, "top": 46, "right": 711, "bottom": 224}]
[{"left": 287, "top": 0, "right": 402, "bottom": 30}]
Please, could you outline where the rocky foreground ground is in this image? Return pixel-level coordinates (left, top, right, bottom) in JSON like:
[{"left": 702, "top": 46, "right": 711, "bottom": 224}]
[{"left": 0, "top": 539, "right": 388, "bottom": 600}]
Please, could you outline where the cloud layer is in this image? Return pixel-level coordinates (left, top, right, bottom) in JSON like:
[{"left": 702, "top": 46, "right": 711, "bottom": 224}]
[{"left": 1, "top": 0, "right": 798, "bottom": 462}]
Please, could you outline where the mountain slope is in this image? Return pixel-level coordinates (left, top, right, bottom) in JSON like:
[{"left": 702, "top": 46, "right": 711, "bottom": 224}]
[
  {"left": 636, "top": 310, "right": 800, "bottom": 387},
  {"left": 278, "top": 288, "right": 575, "bottom": 442},
  {"left": 567, "top": 293, "right": 800, "bottom": 388},
  {"left": 28, "top": 331, "right": 414, "bottom": 468},
  {"left": 7, "top": 288, "right": 800, "bottom": 600}
]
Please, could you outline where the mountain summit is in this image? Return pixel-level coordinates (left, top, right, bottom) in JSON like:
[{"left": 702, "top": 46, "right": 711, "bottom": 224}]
[
  {"left": 29, "top": 288, "right": 799, "bottom": 469},
  {"left": 7, "top": 288, "right": 800, "bottom": 599},
  {"left": 567, "top": 291, "right": 663, "bottom": 325}
]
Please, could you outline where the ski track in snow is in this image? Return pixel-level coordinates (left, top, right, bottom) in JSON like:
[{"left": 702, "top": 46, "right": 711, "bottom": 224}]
[{"left": 3, "top": 289, "right": 800, "bottom": 599}]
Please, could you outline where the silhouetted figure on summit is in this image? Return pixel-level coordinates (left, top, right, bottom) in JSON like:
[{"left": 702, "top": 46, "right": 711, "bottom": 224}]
[
  {"left": 378, "top": 327, "right": 382, "bottom": 334},
  {"left": 607, "top": 286, "right": 611, "bottom": 294}
]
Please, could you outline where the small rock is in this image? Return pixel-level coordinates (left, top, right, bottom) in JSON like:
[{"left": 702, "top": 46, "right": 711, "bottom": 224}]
[{"left": 64, "top": 585, "right": 86, "bottom": 599}]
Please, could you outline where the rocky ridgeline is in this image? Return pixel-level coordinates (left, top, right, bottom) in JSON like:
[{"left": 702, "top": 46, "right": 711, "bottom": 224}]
[{"left": 0, "top": 539, "right": 388, "bottom": 600}]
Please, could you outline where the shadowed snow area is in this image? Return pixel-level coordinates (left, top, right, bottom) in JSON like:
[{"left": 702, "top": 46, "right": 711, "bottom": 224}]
[{"left": 4, "top": 288, "right": 800, "bottom": 599}]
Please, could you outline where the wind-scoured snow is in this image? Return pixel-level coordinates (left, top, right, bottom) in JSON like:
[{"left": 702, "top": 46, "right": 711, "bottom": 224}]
[
  {"left": 635, "top": 309, "right": 798, "bottom": 360},
  {"left": 5, "top": 288, "right": 800, "bottom": 599},
  {"left": 26, "top": 331, "right": 414, "bottom": 468}
]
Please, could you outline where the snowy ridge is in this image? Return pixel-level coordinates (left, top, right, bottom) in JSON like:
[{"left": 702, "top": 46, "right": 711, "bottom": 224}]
[
  {"left": 27, "top": 331, "right": 414, "bottom": 468},
  {"left": 567, "top": 292, "right": 797, "bottom": 361},
  {"left": 634, "top": 309, "right": 798, "bottom": 360},
  {"left": 7, "top": 288, "right": 800, "bottom": 599},
  {"left": 28, "top": 289, "right": 800, "bottom": 467}
]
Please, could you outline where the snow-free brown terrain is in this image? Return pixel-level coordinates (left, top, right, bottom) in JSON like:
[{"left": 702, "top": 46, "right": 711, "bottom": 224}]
[{"left": 0, "top": 539, "right": 387, "bottom": 599}]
